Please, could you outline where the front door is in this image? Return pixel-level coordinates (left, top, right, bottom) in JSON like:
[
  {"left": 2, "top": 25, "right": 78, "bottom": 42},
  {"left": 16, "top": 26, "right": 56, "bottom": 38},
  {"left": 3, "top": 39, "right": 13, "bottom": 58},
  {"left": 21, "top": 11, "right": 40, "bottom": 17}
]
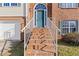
[{"left": 36, "top": 10, "right": 44, "bottom": 28}]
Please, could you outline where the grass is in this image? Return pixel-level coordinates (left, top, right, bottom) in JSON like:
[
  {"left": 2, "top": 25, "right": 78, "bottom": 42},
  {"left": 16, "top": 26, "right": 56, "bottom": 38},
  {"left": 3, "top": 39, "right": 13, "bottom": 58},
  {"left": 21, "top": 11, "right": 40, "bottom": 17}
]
[
  {"left": 8, "top": 41, "right": 24, "bottom": 56},
  {"left": 58, "top": 40, "right": 79, "bottom": 56}
]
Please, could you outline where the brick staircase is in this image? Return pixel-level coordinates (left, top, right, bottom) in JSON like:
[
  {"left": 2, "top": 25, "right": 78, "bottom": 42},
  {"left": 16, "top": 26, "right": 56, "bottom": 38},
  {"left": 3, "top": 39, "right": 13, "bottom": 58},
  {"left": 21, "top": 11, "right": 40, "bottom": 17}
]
[{"left": 25, "top": 28, "right": 56, "bottom": 56}]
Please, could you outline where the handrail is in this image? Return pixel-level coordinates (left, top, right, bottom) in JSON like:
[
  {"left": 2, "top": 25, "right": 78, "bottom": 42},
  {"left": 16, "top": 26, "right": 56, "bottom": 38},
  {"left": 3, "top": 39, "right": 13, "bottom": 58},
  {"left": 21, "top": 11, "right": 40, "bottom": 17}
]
[
  {"left": 0, "top": 40, "right": 7, "bottom": 56},
  {"left": 21, "top": 19, "right": 33, "bottom": 32},
  {"left": 46, "top": 18, "right": 61, "bottom": 56},
  {"left": 48, "top": 18, "right": 61, "bottom": 32},
  {"left": 21, "top": 18, "right": 34, "bottom": 49}
]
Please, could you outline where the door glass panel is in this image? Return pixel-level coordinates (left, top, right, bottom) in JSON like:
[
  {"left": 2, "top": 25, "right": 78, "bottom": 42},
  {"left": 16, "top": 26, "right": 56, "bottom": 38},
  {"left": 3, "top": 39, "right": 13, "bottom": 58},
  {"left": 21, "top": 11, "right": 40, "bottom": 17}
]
[
  {"left": 37, "top": 10, "right": 44, "bottom": 27},
  {"left": 70, "top": 21, "right": 76, "bottom": 27},
  {"left": 62, "top": 28, "right": 69, "bottom": 34},
  {"left": 70, "top": 28, "right": 76, "bottom": 32},
  {"left": 70, "top": 21, "right": 77, "bottom": 32}
]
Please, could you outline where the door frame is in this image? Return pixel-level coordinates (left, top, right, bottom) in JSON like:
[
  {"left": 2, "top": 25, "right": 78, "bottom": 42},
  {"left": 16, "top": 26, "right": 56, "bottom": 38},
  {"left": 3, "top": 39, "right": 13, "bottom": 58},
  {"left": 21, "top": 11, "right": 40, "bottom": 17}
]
[{"left": 33, "top": 4, "right": 47, "bottom": 28}]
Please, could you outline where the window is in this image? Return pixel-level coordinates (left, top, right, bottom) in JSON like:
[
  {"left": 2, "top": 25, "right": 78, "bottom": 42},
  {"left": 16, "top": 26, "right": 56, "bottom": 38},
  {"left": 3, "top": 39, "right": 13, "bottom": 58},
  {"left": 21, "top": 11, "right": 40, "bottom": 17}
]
[
  {"left": 0, "top": 3, "right": 2, "bottom": 7},
  {"left": 11, "top": 3, "right": 17, "bottom": 6},
  {"left": 60, "top": 20, "right": 78, "bottom": 35},
  {"left": 59, "top": 3, "right": 78, "bottom": 8},
  {"left": 11, "top": 3, "right": 21, "bottom": 7},
  {"left": 4, "top": 3, "right": 9, "bottom": 6},
  {"left": 0, "top": 3, "right": 21, "bottom": 7}
]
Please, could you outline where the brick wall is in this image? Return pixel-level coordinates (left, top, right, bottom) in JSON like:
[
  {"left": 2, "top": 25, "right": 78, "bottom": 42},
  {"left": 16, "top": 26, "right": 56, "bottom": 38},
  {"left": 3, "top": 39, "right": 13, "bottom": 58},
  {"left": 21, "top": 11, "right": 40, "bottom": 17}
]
[{"left": 52, "top": 3, "right": 79, "bottom": 26}]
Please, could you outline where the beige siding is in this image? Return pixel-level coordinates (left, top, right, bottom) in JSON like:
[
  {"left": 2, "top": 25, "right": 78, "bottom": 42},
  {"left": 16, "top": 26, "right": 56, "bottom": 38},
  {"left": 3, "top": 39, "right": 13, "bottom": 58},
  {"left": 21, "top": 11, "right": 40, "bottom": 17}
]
[{"left": 0, "top": 4, "right": 24, "bottom": 16}]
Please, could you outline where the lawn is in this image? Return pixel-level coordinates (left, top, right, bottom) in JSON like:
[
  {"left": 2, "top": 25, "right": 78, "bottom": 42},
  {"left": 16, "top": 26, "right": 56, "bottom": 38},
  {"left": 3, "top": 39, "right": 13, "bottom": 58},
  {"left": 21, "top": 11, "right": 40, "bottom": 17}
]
[
  {"left": 58, "top": 40, "right": 79, "bottom": 56},
  {"left": 8, "top": 41, "right": 24, "bottom": 56}
]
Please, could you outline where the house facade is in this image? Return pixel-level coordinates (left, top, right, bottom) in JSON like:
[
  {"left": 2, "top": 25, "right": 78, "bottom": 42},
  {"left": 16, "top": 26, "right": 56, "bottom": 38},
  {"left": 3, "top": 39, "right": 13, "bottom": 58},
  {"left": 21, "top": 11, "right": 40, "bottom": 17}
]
[
  {"left": 23, "top": 3, "right": 79, "bottom": 56},
  {"left": 52, "top": 3, "right": 79, "bottom": 35},
  {"left": 0, "top": 3, "right": 25, "bottom": 40},
  {"left": 26, "top": 3, "right": 79, "bottom": 35},
  {"left": 0, "top": 3, "right": 78, "bottom": 47}
]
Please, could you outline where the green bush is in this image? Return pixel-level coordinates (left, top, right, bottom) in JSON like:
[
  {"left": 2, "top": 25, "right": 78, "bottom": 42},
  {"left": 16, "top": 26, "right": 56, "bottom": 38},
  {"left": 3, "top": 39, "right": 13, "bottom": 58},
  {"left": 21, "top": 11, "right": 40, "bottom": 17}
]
[{"left": 62, "top": 32, "right": 79, "bottom": 45}]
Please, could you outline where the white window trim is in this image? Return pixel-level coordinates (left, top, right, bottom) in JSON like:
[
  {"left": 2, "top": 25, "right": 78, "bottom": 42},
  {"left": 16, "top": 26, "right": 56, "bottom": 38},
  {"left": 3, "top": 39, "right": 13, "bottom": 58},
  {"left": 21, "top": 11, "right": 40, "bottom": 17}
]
[
  {"left": 59, "top": 3, "right": 78, "bottom": 8},
  {"left": 60, "top": 20, "right": 78, "bottom": 35}
]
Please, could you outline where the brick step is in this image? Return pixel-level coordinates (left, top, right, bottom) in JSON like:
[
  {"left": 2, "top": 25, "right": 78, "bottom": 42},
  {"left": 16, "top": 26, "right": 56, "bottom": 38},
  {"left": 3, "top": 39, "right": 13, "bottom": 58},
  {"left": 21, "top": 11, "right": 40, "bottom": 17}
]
[
  {"left": 27, "top": 44, "right": 55, "bottom": 49},
  {"left": 30, "top": 37, "right": 52, "bottom": 39},
  {"left": 27, "top": 45, "right": 55, "bottom": 53},
  {"left": 26, "top": 49, "right": 55, "bottom": 56},
  {"left": 31, "top": 33, "right": 50, "bottom": 36},
  {"left": 28, "top": 40, "right": 54, "bottom": 44}
]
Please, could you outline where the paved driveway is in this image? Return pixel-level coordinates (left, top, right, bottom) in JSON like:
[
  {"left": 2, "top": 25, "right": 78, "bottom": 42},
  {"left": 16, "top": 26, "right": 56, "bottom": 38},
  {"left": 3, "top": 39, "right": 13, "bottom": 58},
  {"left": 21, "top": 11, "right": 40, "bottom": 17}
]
[
  {"left": 0, "top": 41, "right": 5, "bottom": 52},
  {"left": 0, "top": 40, "right": 21, "bottom": 56}
]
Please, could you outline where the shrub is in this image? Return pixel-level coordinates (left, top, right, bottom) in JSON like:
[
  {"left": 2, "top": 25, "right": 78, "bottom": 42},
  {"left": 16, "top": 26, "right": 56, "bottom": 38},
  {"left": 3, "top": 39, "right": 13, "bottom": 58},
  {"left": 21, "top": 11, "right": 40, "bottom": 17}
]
[{"left": 62, "top": 32, "right": 79, "bottom": 45}]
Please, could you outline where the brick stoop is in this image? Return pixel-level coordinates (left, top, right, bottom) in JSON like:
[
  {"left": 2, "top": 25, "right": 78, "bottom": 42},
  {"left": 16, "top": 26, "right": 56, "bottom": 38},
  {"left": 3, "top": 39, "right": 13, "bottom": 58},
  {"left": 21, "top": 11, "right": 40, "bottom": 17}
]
[{"left": 25, "top": 28, "right": 56, "bottom": 56}]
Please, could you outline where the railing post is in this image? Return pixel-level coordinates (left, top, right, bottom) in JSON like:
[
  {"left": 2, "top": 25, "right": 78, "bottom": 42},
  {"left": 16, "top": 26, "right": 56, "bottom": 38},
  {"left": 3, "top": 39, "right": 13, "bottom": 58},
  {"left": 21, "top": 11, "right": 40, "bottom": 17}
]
[
  {"left": 24, "top": 28, "right": 26, "bottom": 49},
  {"left": 56, "top": 29, "right": 58, "bottom": 56}
]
